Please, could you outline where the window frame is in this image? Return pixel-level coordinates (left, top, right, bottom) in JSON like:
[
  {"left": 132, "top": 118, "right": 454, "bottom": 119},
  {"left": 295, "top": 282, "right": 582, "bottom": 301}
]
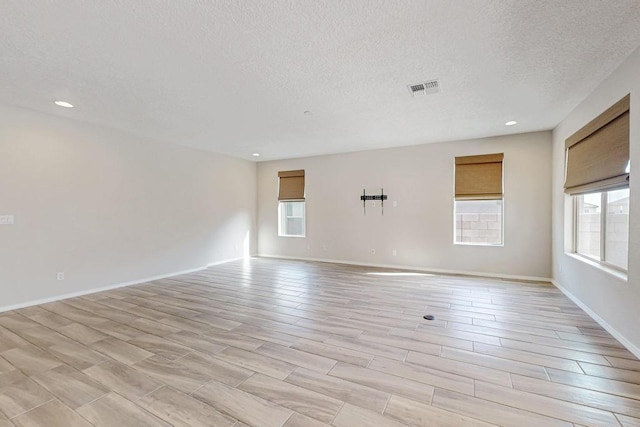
[
  {"left": 453, "top": 198, "right": 505, "bottom": 246},
  {"left": 572, "top": 190, "right": 628, "bottom": 273},
  {"left": 278, "top": 200, "right": 306, "bottom": 238},
  {"left": 453, "top": 153, "right": 505, "bottom": 247}
]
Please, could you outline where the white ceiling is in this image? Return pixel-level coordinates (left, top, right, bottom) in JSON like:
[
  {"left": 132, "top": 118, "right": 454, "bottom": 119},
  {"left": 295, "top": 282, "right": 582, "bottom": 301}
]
[{"left": 2, "top": 1, "right": 640, "bottom": 161}]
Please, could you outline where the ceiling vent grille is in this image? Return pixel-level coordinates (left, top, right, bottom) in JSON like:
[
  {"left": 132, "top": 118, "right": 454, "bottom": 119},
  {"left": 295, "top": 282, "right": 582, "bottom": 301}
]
[{"left": 407, "top": 79, "right": 440, "bottom": 97}]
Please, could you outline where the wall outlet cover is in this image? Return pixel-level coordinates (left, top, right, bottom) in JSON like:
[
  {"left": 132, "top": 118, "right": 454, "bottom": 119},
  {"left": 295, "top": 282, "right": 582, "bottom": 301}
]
[{"left": 0, "top": 215, "right": 15, "bottom": 225}]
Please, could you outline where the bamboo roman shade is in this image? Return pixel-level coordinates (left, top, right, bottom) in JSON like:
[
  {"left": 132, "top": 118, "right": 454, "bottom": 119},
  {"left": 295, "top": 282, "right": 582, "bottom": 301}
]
[
  {"left": 455, "top": 153, "right": 504, "bottom": 200},
  {"left": 278, "top": 170, "right": 305, "bottom": 200},
  {"left": 564, "top": 94, "right": 630, "bottom": 195}
]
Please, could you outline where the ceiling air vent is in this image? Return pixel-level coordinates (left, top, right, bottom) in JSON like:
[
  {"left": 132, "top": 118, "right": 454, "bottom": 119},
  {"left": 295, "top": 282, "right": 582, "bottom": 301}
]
[{"left": 407, "top": 79, "right": 440, "bottom": 97}]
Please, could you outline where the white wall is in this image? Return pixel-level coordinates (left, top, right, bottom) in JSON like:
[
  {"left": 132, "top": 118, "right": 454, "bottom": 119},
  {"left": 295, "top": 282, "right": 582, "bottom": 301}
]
[
  {"left": 552, "top": 47, "right": 640, "bottom": 354},
  {"left": 0, "top": 105, "right": 256, "bottom": 309},
  {"left": 257, "top": 132, "right": 552, "bottom": 280}
]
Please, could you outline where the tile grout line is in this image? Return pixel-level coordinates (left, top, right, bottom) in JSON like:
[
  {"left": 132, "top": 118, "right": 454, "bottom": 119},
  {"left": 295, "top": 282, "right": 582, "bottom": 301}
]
[{"left": 8, "top": 398, "right": 55, "bottom": 420}]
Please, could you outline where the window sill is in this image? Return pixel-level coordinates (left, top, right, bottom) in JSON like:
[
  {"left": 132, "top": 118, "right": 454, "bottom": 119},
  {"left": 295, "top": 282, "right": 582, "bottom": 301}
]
[
  {"left": 454, "top": 242, "right": 504, "bottom": 247},
  {"left": 278, "top": 234, "right": 306, "bottom": 238},
  {"left": 565, "top": 252, "right": 628, "bottom": 281}
]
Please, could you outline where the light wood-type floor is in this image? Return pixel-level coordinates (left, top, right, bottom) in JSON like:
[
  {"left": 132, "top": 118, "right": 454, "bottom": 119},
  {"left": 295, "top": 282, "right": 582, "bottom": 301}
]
[{"left": 0, "top": 258, "right": 639, "bottom": 427}]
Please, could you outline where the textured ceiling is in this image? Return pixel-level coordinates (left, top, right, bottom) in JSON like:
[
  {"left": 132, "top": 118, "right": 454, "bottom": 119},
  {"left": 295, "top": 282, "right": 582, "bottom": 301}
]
[{"left": 2, "top": 1, "right": 640, "bottom": 161}]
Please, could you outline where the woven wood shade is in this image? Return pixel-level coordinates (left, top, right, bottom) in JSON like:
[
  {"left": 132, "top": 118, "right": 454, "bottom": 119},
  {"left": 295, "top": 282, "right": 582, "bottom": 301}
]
[
  {"left": 455, "top": 153, "right": 504, "bottom": 200},
  {"left": 564, "top": 95, "right": 630, "bottom": 195},
  {"left": 278, "top": 169, "right": 305, "bottom": 200}
]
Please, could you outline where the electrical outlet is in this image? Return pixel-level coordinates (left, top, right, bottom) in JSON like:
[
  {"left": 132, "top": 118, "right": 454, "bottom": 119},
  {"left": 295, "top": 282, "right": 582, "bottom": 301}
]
[
  {"left": 393, "top": 201, "right": 397, "bottom": 208},
  {"left": 559, "top": 263, "right": 563, "bottom": 273},
  {"left": 392, "top": 249, "right": 397, "bottom": 256},
  {"left": 370, "top": 248, "right": 376, "bottom": 255},
  {"left": 371, "top": 201, "right": 376, "bottom": 207},
  {"left": 0, "top": 215, "right": 14, "bottom": 225},
  {"left": 323, "top": 245, "right": 327, "bottom": 251},
  {"left": 56, "top": 272, "right": 65, "bottom": 281}
]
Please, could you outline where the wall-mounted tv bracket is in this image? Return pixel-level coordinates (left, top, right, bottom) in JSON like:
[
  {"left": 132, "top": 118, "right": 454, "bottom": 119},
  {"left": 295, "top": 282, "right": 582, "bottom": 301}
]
[{"left": 361, "top": 188, "right": 388, "bottom": 215}]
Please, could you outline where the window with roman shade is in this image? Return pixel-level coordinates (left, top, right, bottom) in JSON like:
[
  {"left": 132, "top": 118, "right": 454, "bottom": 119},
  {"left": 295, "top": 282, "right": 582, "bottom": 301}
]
[
  {"left": 454, "top": 153, "right": 504, "bottom": 245},
  {"left": 566, "top": 94, "right": 631, "bottom": 272},
  {"left": 564, "top": 94, "right": 630, "bottom": 195},
  {"left": 278, "top": 170, "right": 306, "bottom": 237},
  {"left": 278, "top": 170, "right": 305, "bottom": 201},
  {"left": 455, "top": 153, "right": 504, "bottom": 200}
]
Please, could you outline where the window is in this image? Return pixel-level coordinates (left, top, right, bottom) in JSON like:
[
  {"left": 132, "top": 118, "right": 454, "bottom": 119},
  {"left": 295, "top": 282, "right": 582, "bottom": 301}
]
[
  {"left": 278, "top": 169, "right": 305, "bottom": 237},
  {"left": 565, "top": 94, "right": 630, "bottom": 272},
  {"left": 575, "top": 188, "right": 629, "bottom": 270},
  {"left": 455, "top": 199, "right": 503, "bottom": 245},
  {"left": 279, "top": 201, "right": 306, "bottom": 237},
  {"left": 576, "top": 192, "right": 601, "bottom": 260},
  {"left": 454, "top": 153, "right": 504, "bottom": 245}
]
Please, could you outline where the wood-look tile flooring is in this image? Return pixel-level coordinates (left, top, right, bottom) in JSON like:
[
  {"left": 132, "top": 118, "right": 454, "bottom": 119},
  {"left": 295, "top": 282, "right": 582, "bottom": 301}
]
[{"left": 0, "top": 258, "right": 639, "bottom": 426}]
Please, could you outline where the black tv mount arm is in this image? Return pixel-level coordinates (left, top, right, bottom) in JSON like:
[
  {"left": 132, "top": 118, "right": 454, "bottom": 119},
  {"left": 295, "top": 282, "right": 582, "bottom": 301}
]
[{"left": 360, "top": 188, "right": 388, "bottom": 215}]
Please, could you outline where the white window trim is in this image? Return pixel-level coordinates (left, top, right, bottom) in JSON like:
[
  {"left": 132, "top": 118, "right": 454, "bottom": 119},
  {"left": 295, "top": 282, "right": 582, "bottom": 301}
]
[
  {"left": 278, "top": 200, "right": 306, "bottom": 238},
  {"left": 453, "top": 197, "right": 505, "bottom": 247},
  {"left": 566, "top": 252, "right": 628, "bottom": 281},
  {"left": 572, "top": 192, "right": 628, "bottom": 274}
]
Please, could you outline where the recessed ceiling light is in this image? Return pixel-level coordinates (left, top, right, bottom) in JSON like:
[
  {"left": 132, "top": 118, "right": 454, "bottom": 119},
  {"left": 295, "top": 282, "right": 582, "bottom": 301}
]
[
  {"left": 252, "top": 153, "right": 260, "bottom": 157},
  {"left": 505, "top": 120, "right": 517, "bottom": 126},
  {"left": 54, "top": 100, "right": 74, "bottom": 108}
]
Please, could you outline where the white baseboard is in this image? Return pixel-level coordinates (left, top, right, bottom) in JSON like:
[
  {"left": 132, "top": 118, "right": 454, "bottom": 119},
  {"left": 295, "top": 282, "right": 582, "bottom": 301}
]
[
  {"left": 257, "top": 254, "right": 551, "bottom": 283},
  {"left": 0, "top": 264, "right": 212, "bottom": 314},
  {"left": 552, "top": 279, "right": 640, "bottom": 359},
  {"left": 207, "top": 256, "right": 245, "bottom": 267}
]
